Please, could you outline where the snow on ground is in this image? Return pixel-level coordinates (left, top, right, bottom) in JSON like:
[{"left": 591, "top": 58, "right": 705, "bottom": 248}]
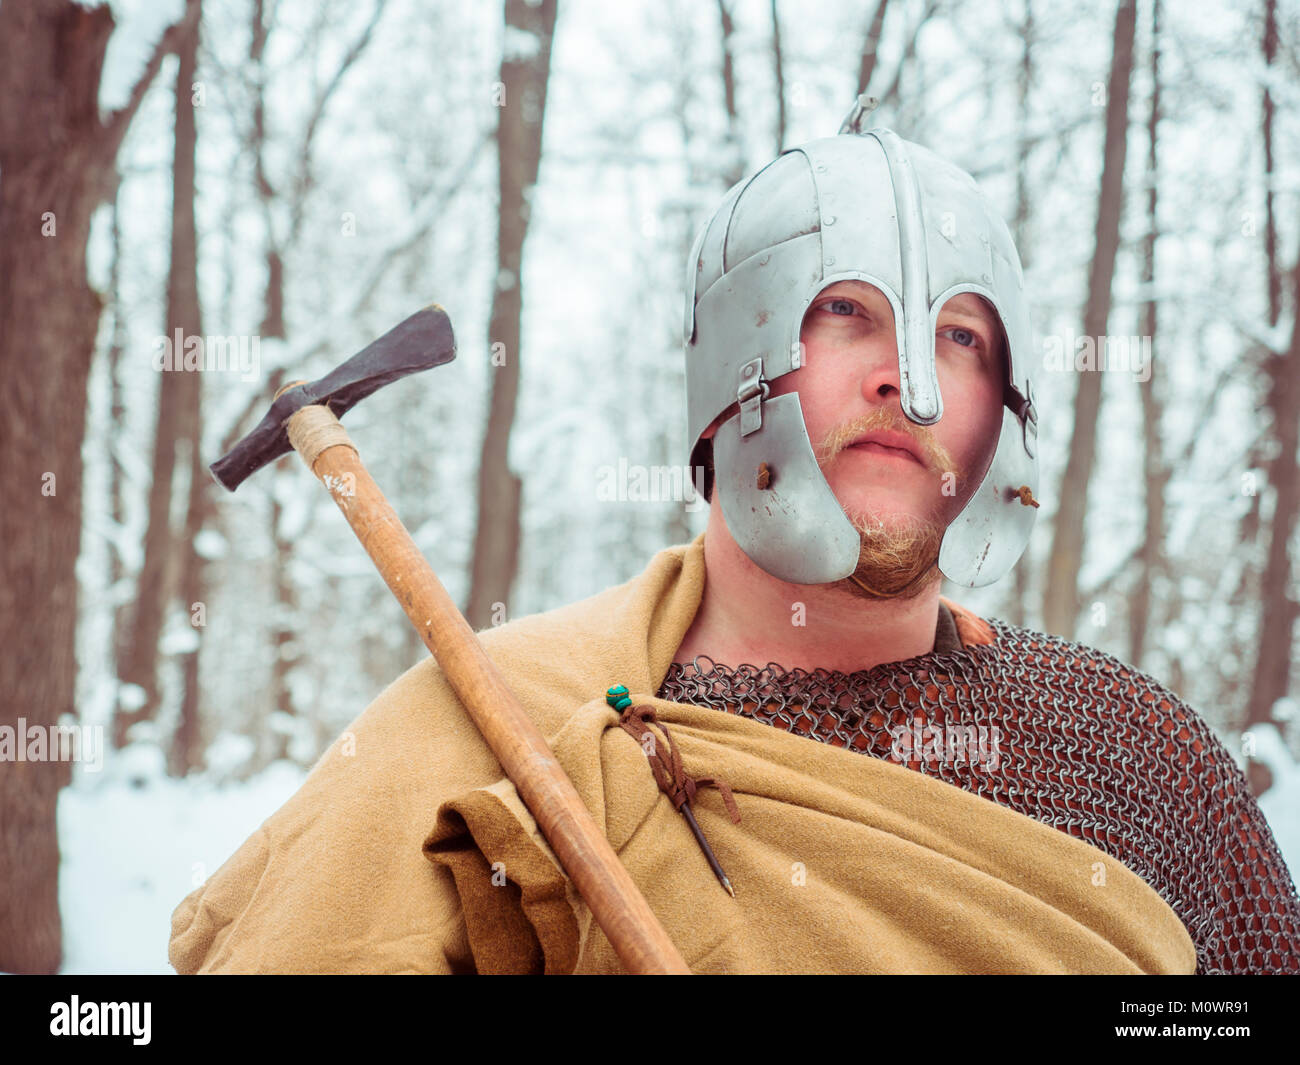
[
  {"left": 56, "top": 731, "right": 1300, "bottom": 973},
  {"left": 57, "top": 744, "right": 306, "bottom": 975}
]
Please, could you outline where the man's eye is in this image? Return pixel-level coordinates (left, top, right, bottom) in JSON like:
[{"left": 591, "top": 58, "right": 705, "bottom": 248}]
[
  {"left": 941, "top": 326, "right": 979, "bottom": 349},
  {"left": 822, "top": 298, "right": 857, "bottom": 316}
]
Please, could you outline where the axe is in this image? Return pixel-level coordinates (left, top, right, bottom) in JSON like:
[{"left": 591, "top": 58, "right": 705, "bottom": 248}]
[{"left": 211, "top": 306, "right": 690, "bottom": 975}]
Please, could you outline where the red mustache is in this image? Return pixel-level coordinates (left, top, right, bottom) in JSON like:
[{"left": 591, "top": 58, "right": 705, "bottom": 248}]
[{"left": 818, "top": 410, "right": 942, "bottom": 471}]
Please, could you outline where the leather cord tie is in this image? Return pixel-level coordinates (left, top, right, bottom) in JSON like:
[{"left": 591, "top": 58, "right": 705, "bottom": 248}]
[
  {"left": 616, "top": 702, "right": 740, "bottom": 897},
  {"left": 618, "top": 704, "right": 740, "bottom": 822}
]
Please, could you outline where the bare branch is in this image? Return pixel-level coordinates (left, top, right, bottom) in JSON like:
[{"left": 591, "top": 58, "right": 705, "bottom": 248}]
[
  {"left": 856, "top": 0, "right": 890, "bottom": 96},
  {"left": 873, "top": 0, "right": 939, "bottom": 111},
  {"left": 288, "top": 0, "right": 391, "bottom": 243},
  {"left": 101, "top": 0, "right": 201, "bottom": 157}
]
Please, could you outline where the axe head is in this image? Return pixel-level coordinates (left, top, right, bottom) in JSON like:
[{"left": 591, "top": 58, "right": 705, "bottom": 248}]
[{"left": 210, "top": 304, "right": 456, "bottom": 491}]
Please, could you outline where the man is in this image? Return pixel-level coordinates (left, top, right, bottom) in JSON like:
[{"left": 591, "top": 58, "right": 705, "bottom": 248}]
[{"left": 170, "top": 100, "right": 1299, "bottom": 975}]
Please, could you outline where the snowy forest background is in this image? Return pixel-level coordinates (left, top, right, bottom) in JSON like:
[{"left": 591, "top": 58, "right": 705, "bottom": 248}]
[{"left": 1, "top": 0, "right": 1298, "bottom": 974}]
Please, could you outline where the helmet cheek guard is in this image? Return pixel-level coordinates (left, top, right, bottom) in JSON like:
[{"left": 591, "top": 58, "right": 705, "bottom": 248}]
[
  {"left": 684, "top": 96, "right": 1040, "bottom": 588},
  {"left": 713, "top": 391, "right": 863, "bottom": 585}
]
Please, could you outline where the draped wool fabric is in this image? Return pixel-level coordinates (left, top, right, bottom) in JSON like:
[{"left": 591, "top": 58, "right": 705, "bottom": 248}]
[{"left": 169, "top": 534, "right": 1196, "bottom": 974}]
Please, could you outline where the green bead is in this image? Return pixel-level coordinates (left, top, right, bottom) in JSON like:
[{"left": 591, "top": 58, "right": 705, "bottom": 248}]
[
  {"left": 613, "top": 696, "right": 632, "bottom": 711},
  {"left": 607, "top": 684, "right": 629, "bottom": 697}
]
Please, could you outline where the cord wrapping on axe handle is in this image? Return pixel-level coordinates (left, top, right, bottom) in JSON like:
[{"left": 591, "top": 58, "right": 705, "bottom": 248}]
[{"left": 286, "top": 403, "right": 357, "bottom": 469}]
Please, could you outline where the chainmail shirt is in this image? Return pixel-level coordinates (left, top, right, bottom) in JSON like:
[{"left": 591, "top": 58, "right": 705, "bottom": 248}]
[{"left": 657, "top": 613, "right": 1300, "bottom": 974}]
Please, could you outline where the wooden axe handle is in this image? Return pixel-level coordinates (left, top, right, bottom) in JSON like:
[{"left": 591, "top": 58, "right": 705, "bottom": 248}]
[{"left": 284, "top": 401, "right": 691, "bottom": 975}]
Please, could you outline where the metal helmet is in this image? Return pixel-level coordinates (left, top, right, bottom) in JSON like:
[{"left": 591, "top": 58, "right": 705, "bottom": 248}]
[{"left": 683, "top": 96, "right": 1040, "bottom": 588}]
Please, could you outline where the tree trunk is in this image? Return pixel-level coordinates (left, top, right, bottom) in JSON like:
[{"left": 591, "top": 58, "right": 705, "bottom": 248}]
[
  {"left": 874, "top": 0, "right": 937, "bottom": 117},
  {"left": 1128, "top": 0, "right": 1169, "bottom": 670},
  {"left": 1261, "top": 0, "right": 1281, "bottom": 329},
  {"left": 465, "top": 0, "right": 559, "bottom": 630},
  {"left": 247, "top": 0, "right": 299, "bottom": 754},
  {"left": 168, "top": 7, "right": 207, "bottom": 776},
  {"left": 0, "top": 0, "right": 190, "bottom": 975},
  {"left": 251, "top": 0, "right": 286, "bottom": 343},
  {"left": 1042, "top": 0, "right": 1137, "bottom": 639},
  {"left": 1008, "top": 0, "right": 1035, "bottom": 629},
  {"left": 242, "top": 1, "right": 386, "bottom": 736},
  {"left": 113, "top": 353, "right": 184, "bottom": 741},
  {"left": 114, "top": 2, "right": 206, "bottom": 749},
  {"left": 770, "top": 0, "right": 786, "bottom": 154},
  {"left": 1242, "top": 0, "right": 1295, "bottom": 734},
  {"left": 1246, "top": 255, "right": 1300, "bottom": 730},
  {"left": 268, "top": 495, "right": 303, "bottom": 761},
  {"left": 856, "top": 0, "right": 891, "bottom": 97},
  {"left": 715, "top": 0, "right": 744, "bottom": 188},
  {"left": 1229, "top": 0, "right": 1282, "bottom": 607},
  {"left": 108, "top": 195, "right": 127, "bottom": 592},
  {"left": 171, "top": 433, "right": 208, "bottom": 775}
]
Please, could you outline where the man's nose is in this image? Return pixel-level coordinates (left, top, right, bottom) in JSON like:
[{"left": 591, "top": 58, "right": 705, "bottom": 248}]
[{"left": 857, "top": 333, "right": 904, "bottom": 406}]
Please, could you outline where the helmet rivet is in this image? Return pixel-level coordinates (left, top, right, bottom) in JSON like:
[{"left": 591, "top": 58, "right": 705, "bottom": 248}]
[
  {"left": 825, "top": 215, "right": 836, "bottom": 226},
  {"left": 743, "top": 364, "right": 754, "bottom": 377},
  {"left": 815, "top": 164, "right": 826, "bottom": 173},
  {"left": 824, "top": 257, "right": 835, "bottom": 267}
]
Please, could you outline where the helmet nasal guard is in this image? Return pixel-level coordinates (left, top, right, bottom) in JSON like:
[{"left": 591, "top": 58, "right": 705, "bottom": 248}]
[{"left": 683, "top": 96, "right": 1039, "bottom": 587}]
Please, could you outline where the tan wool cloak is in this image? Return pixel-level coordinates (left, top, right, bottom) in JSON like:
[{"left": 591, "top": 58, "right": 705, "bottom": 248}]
[{"left": 169, "top": 534, "right": 1196, "bottom": 974}]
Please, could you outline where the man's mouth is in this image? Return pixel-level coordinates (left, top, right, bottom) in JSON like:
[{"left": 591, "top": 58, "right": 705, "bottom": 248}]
[{"left": 845, "top": 431, "right": 924, "bottom": 465}]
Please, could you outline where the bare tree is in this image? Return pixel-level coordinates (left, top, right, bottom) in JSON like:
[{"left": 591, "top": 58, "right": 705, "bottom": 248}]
[
  {"left": 248, "top": 0, "right": 298, "bottom": 761},
  {"left": 107, "top": 196, "right": 128, "bottom": 594},
  {"left": 1042, "top": 0, "right": 1137, "bottom": 639},
  {"left": 1229, "top": 0, "right": 1283, "bottom": 599},
  {"left": 239, "top": 0, "right": 388, "bottom": 754},
  {"left": 857, "top": 0, "right": 891, "bottom": 97},
  {"left": 1007, "top": 0, "right": 1035, "bottom": 629},
  {"left": 1261, "top": 0, "right": 1283, "bottom": 330},
  {"left": 466, "top": 0, "right": 560, "bottom": 631},
  {"left": 1128, "top": 0, "right": 1170, "bottom": 671},
  {"left": 770, "top": 0, "right": 786, "bottom": 154},
  {"left": 169, "top": 4, "right": 207, "bottom": 776},
  {"left": 115, "top": 2, "right": 207, "bottom": 750},
  {"left": 716, "top": 0, "right": 744, "bottom": 187},
  {"left": 872, "top": 0, "right": 939, "bottom": 116},
  {"left": 250, "top": 0, "right": 283, "bottom": 341},
  {"left": 1245, "top": 0, "right": 1300, "bottom": 735},
  {"left": 0, "top": 0, "right": 197, "bottom": 975}
]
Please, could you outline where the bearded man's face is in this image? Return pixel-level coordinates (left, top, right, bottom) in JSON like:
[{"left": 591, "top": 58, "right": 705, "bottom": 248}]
[{"left": 771, "top": 280, "right": 1006, "bottom": 600}]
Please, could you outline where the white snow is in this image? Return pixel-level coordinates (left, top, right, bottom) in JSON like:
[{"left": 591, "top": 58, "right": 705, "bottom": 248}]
[
  {"left": 202, "top": 732, "right": 257, "bottom": 778},
  {"left": 192, "top": 528, "right": 228, "bottom": 561},
  {"left": 58, "top": 751, "right": 307, "bottom": 974},
  {"left": 117, "top": 683, "right": 148, "bottom": 712},
  {"left": 158, "top": 623, "right": 200, "bottom": 656}
]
